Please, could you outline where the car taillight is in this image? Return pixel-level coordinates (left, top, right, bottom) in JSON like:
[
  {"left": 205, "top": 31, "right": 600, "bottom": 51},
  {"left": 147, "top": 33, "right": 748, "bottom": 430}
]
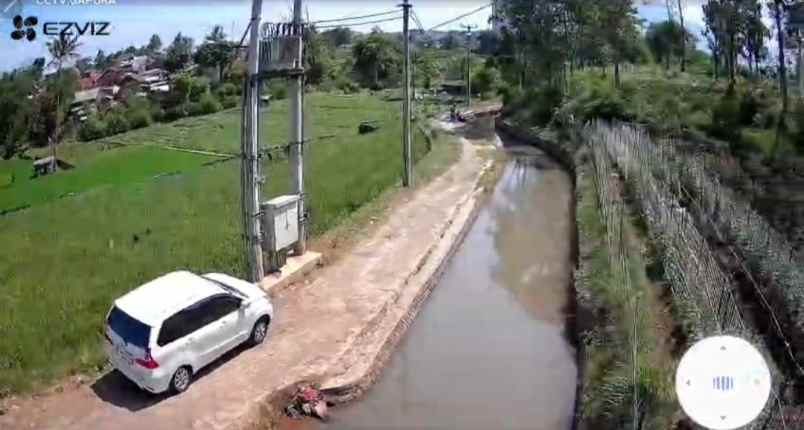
[{"left": 135, "top": 349, "right": 159, "bottom": 369}]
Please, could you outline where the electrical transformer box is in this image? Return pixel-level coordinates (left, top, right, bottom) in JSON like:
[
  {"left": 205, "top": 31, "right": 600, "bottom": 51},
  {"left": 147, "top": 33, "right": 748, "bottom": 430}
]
[{"left": 261, "top": 195, "right": 300, "bottom": 253}]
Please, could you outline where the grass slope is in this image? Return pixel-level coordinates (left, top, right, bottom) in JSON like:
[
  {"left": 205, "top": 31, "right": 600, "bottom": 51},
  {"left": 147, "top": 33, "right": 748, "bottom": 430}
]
[{"left": 0, "top": 93, "right": 441, "bottom": 394}]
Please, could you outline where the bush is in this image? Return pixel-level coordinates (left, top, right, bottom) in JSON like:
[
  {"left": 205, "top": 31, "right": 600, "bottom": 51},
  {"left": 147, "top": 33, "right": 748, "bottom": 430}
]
[
  {"left": 215, "top": 82, "right": 238, "bottom": 98},
  {"left": 106, "top": 112, "right": 130, "bottom": 135},
  {"left": 222, "top": 95, "right": 239, "bottom": 109},
  {"left": 791, "top": 101, "right": 804, "bottom": 152},
  {"left": 188, "top": 102, "right": 205, "bottom": 117},
  {"left": 755, "top": 110, "right": 778, "bottom": 129},
  {"left": 266, "top": 79, "right": 288, "bottom": 100},
  {"left": 498, "top": 84, "right": 516, "bottom": 107},
  {"left": 125, "top": 97, "right": 153, "bottom": 129},
  {"left": 126, "top": 109, "right": 152, "bottom": 129},
  {"left": 164, "top": 105, "right": 187, "bottom": 121},
  {"left": 78, "top": 116, "right": 107, "bottom": 141},
  {"left": 198, "top": 92, "right": 222, "bottom": 115},
  {"left": 528, "top": 85, "right": 564, "bottom": 126},
  {"left": 189, "top": 77, "right": 211, "bottom": 102},
  {"left": 151, "top": 105, "right": 166, "bottom": 123},
  {"left": 738, "top": 91, "right": 760, "bottom": 126},
  {"left": 336, "top": 78, "right": 359, "bottom": 94},
  {"left": 710, "top": 92, "right": 741, "bottom": 142}
]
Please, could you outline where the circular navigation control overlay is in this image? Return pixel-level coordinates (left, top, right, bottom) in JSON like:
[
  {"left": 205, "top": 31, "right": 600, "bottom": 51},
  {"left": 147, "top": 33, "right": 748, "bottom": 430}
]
[{"left": 675, "top": 335, "right": 771, "bottom": 430}]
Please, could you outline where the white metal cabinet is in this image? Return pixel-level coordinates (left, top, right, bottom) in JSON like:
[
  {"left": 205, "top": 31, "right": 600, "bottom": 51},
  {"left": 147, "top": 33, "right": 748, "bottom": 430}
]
[{"left": 262, "top": 194, "right": 300, "bottom": 252}]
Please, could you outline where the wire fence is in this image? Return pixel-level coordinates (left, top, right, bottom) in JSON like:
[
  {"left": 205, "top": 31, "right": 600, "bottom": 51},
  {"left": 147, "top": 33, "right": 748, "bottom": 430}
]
[
  {"left": 586, "top": 138, "right": 642, "bottom": 429},
  {"left": 582, "top": 121, "right": 799, "bottom": 429}
]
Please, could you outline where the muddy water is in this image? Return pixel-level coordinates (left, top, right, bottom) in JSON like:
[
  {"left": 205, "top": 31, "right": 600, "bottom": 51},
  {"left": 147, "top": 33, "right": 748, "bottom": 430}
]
[{"left": 310, "top": 143, "right": 577, "bottom": 430}]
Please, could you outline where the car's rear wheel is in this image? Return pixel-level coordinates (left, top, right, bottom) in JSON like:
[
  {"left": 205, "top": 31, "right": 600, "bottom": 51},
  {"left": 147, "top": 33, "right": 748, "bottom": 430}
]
[
  {"left": 170, "top": 366, "right": 192, "bottom": 394},
  {"left": 249, "top": 316, "right": 270, "bottom": 346}
]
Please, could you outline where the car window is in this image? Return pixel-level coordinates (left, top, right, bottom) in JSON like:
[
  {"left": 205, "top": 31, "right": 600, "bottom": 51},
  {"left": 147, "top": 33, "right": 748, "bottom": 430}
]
[
  {"left": 107, "top": 306, "right": 151, "bottom": 348},
  {"left": 206, "top": 295, "right": 241, "bottom": 323},
  {"left": 157, "top": 310, "right": 191, "bottom": 347},
  {"left": 156, "top": 296, "right": 241, "bottom": 346}
]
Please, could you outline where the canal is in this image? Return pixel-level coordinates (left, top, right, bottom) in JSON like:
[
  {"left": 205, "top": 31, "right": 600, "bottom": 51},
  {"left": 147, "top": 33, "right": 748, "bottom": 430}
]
[{"left": 307, "top": 138, "right": 577, "bottom": 430}]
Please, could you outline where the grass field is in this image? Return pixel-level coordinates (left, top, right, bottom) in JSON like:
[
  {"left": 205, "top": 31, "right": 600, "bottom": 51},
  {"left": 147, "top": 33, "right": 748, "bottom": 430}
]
[
  {"left": 24, "top": 93, "right": 397, "bottom": 156},
  {"left": 0, "top": 147, "right": 216, "bottom": 212},
  {"left": 0, "top": 92, "right": 447, "bottom": 394}
]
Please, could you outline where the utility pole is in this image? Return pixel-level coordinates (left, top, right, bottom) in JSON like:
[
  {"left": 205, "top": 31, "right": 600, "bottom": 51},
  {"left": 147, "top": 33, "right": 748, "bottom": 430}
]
[
  {"left": 289, "top": 0, "right": 306, "bottom": 254},
  {"left": 401, "top": 0, "right": 413, "bottom": 187},
  {"left": 462, "top": 24, "right": 476, "bottom": 110},
  {"left": 241, "top": 0, "right": 265, "bottom": 282}
]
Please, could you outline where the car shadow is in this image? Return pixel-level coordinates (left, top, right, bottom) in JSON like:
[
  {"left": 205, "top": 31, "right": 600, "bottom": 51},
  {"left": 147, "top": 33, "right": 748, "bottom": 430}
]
[{"left": 91, "top": 343, "right": 253, "bottom": 412}]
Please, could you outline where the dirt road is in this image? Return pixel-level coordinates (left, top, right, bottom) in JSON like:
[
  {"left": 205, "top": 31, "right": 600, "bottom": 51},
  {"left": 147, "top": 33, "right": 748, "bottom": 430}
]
[{"left": 0, "top": 126, "right": 488, "bottom": 430}]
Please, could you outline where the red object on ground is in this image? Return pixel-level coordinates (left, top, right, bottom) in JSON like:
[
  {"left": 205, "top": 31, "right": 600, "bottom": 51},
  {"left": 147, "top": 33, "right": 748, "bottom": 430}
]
[{"left": 301, "top": 387, "right": 319, "bottom": 402}]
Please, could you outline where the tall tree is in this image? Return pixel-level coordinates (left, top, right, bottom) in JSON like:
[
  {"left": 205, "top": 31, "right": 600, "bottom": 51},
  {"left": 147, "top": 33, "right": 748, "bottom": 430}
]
[
  {"left": 45, "top": 34, "right": 81, "bottom": 161},
  {"left": 677, "top": 0, "right": 687, "bottom": 72},
  {"left": 164, "top": 32, "right": 194, "bottom": 73},
  {"left": 770, "top": 0, "right": 788, "bottom": 114},
  {"left": 646, "top": 20, "right": 690, "bottom": 70},
  {"left": 194, "top": 26, "right": 234, "bottom": 81},
  {"left": 147, "top": 34, "right": 163, "bottom": 52},
  {"left": 94, "top": 49, "right": 108, "bottom": 70},
  {"left": 352, "top": 33, "right": 401, "bottom": 88}
]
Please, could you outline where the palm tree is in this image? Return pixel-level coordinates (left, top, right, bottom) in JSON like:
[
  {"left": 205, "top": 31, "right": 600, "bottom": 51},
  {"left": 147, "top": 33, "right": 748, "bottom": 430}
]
[{"left": 45, "top": 34, "right": 81, "bottom": 164}]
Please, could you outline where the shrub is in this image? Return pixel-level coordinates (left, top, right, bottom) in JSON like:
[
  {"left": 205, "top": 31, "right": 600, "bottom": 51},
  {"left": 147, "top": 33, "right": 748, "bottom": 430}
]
[
  {"left": 126, "top": 109, "right": 152, "bottom": 129},
  {"left": 498, "top": 84, "right": 516, "bottom": 107},
  {"left": 791, "top": 101, "right": 804, "bottom": 153},
  {"left": 78, "top": 115, "right": 107, "bottom": 141},
  {"left": 755, "top": 110, "right": 778, "bottom": 129},
  {"left": 216, "top": 82, "right": 238, "bottom": 98},
  {"left": 528, "top": 85, "right": 564, "bottom": 126},
  {"left": 106, "top": 112, "right": 130, "bottom": 135},
  {"left": 222, "top": 95, "right": 239, "bottom": 109},
  {"left": 151, "top": 105, "right": 166, "bottom": 122},
  {"left": 164, "top": 105, "right": 187, "bottom": 121},
  {"left": 190, "top": 77, "right": 211, "bottom": 102},
  {"left": 738, "top": 91, "right": 760, "bottom": 126},
  {"left": 125, "top": 97, "right": 153, "bottom": 129},
  {"left": 188, "top": 102, "right": 205, "bottom": 117},
  {"left": 266, "top": 79, "right": 287, "bottom": 100},
  {"left": 336, "top": 78, "right": 359, "bottom": 94},
  {"left": 710, "top": 92, "right": 741, "bottom": 142},
  {"left": 198, "top": 92, "right": 222, "bottom": 115}
]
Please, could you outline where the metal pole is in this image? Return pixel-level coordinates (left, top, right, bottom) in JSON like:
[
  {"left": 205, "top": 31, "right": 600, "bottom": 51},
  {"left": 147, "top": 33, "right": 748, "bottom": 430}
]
[
  {"left": 402, "top": 0, "right": 413, "bottom": 187},
  {"left": 462, "top": 24, "right": 476, "bottom": 109},
  {"left": 290, "top": 0, "right": 306, "bottom": 254},
  {"left": 241, "top": 0, "right": 265, "bottom": 282},
  {"left": 796, "top": 30, "right": 804, "bottom": 98}
]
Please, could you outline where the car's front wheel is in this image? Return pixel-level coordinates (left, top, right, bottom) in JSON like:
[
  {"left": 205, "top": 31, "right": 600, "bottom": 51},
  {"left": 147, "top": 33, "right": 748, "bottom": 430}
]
[
  {"left": 248, "top": 316, "right": 270, "bottom": 346},
  {"left": 170, "top": 365, "right": 192, "bottom": 394}
]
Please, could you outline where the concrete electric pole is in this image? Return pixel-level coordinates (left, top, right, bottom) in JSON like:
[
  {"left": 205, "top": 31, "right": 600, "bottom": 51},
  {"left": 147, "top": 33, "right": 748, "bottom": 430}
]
[
  {"left": 241, "top": 0, "right": 265, "bottom": 282},
  {"left": 462, "top": 24, "right": 476, "bottom": 109},
  {"left": 401, "top": 0, "right": 413, "bottom": 188},
  {"left": 290, "top": 0, "right": 306, "bottom": 254}
]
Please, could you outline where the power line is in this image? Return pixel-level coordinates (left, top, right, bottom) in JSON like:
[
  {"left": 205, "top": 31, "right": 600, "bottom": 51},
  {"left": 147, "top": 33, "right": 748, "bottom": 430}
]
[
  {"left": 314, "top": 15, "right": 402, "bottom": 30},
  {"left": 426, "top": 3, "right": 492, "bottom": 32},
  {"left": 411, "top": 10, "right": 425, "bottom": 33},
  {"left": 309, "top": 9, "right": 399, "bottom": 25}
]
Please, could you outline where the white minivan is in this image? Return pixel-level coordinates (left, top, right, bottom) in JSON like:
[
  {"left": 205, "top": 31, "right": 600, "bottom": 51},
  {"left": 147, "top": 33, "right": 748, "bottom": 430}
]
[{"left": 104, "top": 271, "right": 273, "bottom": 394}]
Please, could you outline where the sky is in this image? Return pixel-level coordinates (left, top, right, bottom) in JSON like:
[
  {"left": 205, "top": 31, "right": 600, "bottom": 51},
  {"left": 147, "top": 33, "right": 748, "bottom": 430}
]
[{"left": 0, "top": 0, "right": 753, "bottom": 73}]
